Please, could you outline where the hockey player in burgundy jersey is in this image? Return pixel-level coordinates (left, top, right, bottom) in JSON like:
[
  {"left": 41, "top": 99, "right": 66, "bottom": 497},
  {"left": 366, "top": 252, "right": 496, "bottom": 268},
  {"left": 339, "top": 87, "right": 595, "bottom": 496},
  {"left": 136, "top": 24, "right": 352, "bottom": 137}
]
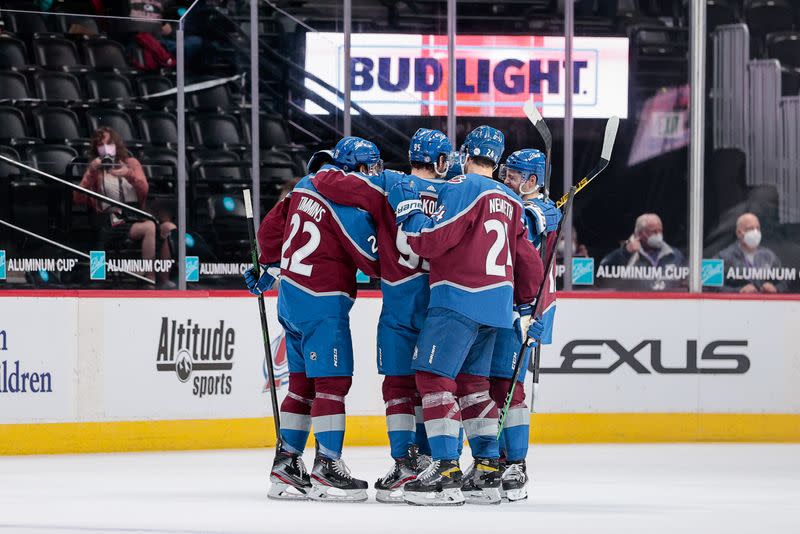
[
  {"left": 312, "top": 128, "right": 452, "bottom": 503},
  {"left": 244, "top": 137, "right": 383, "bottom": 502},
  {"left": 388, "top": 126, "right": 546, "bottom": 506},
  {"left": 491, "top": 149, "right": 562, "bottom": 502}
]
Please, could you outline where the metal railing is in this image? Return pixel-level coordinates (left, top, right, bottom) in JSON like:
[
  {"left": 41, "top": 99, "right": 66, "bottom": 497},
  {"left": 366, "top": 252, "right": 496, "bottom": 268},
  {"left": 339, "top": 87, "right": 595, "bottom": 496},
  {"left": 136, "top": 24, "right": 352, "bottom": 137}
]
[{"left": 0, "top": 153, "right": 161, "bottom": 285}]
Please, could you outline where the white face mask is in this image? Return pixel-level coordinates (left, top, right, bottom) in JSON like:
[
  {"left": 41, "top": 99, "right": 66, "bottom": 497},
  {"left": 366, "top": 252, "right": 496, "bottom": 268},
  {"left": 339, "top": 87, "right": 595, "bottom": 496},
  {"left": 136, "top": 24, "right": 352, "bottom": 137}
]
[
  {"left": 742, "top": 229, "right": 761, "bottom": 249},
  {"left": 646, "top": 233, "right": 664, "bottom": 249},
  {"left": 98, "top": 143, "right": 116, "bottom": 157}
]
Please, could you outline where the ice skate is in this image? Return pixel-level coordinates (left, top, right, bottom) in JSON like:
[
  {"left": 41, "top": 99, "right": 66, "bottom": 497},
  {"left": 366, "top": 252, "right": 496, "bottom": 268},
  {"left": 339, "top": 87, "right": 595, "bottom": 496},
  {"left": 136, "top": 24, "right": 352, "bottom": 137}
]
[
  {"left": 308, "top": 455, "right": 368, "bottom": 502},
  {"left": 500, "top": 460, "right": 528, "bottom": 502},
  {"left": 375, "top": 455, "right": 418, "bottom": 503},
  {"left": 461, "top": 458, "right": 502, "bottom": 505},
  {"left": 268, "top": 449, "right": 311, "bottom": 501},
  {"left": 403, "top": 459, "right": 465, "bottom": 506}
]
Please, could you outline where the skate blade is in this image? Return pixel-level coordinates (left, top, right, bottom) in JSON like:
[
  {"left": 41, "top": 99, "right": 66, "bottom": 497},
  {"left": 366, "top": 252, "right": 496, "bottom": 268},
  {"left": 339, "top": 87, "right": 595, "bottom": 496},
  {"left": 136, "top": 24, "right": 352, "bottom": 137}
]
[
  {"left": 403, "top": 488, "right": 465, "bottom": 507},
  {"left": 375, "top": 488, "right": 405, "bottom": 504},
  {"left": 503, "top": 487, "right": 528, "bottom": 502},
  {"left": 308, "top": 483, "right": 368, "bottom": 503},
  {"left": 464, "top": 487, "right": 501, "bottom": 505},
  {"left": 268, "top": 481, "right": 309, "bottom": 501}
]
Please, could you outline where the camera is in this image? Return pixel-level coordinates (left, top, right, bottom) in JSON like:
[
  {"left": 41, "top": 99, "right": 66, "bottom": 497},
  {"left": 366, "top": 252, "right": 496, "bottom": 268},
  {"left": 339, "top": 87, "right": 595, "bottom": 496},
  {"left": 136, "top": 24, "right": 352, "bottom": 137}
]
[{"left": 100, "top": 155, "right": 117, "bottom": 169}]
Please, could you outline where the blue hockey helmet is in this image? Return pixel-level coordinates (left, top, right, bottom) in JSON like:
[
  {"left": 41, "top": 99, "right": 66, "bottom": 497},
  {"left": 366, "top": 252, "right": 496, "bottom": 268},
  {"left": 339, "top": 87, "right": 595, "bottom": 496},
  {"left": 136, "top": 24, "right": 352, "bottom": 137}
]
[
  {"left": 332, "top": 136, "right": 383, "bottom": 175},
  {"left": 460, "top": 125, "right": 505, "bottom": 167},
  {"left": 306, "top": 149, "right": 333, "bottom": 174},
  {"left": 409, "top": 128, "right": 453, "bottom": 175},
  {"left": 445, "top": 151, "right": 464, "bottom": 180},
  {"left": 500, "top": 149, "right": 546, "bottom": 194}
]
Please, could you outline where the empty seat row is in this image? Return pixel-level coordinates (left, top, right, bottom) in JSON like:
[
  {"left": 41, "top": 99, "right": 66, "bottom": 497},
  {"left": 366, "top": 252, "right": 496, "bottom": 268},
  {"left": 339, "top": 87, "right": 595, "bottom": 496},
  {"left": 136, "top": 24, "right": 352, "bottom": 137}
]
[
  {"left": 0, "top": 104, "right": 296, "bottom": 150},
  {"left": 0, "top": 34, "right": 133, "bottom": 74},
  {"left": 0, "top": 69, "right": 242, "bottom": 111}
]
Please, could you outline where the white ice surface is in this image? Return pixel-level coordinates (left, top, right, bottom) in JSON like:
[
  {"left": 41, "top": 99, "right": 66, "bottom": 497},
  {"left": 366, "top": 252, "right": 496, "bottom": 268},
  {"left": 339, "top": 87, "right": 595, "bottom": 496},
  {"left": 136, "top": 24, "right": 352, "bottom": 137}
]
[{"left": 1, "top": 444, "right": 799, "bottom": 534}]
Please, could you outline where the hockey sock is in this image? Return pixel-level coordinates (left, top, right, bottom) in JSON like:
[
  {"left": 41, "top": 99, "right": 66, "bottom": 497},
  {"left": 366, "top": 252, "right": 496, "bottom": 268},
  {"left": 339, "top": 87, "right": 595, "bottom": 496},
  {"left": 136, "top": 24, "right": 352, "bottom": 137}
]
[
  {"left": 457, "top": 373, "right": 500, "bottom": 459},
  {"left": 382, "top": 375, "right": 417, "bottom": 459},
  {"left": 311, "top": 376, "right": 352, "bottom": 460},
  {"left": 279, "top": 372, "right": 315, "bottom": 455},
  {"left": 490, "top": 378, "right": 529, "bottom": 462},
  {"left": 414, "top": 394, "right": 432, "bottom": 456},
  {"left": 416, "top": 371, "right": 461, "bottom": 461}
]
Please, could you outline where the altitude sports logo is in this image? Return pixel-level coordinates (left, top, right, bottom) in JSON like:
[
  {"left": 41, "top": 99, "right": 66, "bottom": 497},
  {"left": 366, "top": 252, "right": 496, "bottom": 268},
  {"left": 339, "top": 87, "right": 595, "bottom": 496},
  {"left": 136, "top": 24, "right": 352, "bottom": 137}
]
[{"left": 155, "top": 318, "right": 235, "bottom": 398}]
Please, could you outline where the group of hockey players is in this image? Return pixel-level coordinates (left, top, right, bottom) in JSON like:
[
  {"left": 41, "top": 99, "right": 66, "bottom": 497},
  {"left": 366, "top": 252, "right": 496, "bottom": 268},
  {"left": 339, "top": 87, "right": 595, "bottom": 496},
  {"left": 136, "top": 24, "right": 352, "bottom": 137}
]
[{"left": 243, "top": 123, "right": 562, "bottom": 506}]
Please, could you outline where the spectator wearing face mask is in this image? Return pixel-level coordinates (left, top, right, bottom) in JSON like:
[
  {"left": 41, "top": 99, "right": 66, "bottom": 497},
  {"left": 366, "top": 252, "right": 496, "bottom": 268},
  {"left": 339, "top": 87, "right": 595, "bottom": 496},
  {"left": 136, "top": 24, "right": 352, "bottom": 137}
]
[
  {"left": 74, "top": 126, "right": 176, "bottom": 284},
  {"left": 715, "top": 213, "right": 786, "bottom": 294},
  {"left": 599, "top": 213, "right": 686, "bottom": 290}
]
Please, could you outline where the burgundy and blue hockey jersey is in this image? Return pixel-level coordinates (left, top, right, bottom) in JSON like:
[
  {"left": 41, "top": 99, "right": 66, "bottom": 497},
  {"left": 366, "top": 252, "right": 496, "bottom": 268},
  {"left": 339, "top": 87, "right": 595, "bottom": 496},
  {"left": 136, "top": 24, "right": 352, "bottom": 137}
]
[
  {"left": 258, "top": 167, "right": 380, "bottom": 323},
  {"left": 312, "top": 167, "right": 446, "bottom": 331},
  {"left": 524, "top": 202, "right": 557, "bottom": 344},
  {"left": 401, "top": 173, "right": 543, "bottom": 328}
]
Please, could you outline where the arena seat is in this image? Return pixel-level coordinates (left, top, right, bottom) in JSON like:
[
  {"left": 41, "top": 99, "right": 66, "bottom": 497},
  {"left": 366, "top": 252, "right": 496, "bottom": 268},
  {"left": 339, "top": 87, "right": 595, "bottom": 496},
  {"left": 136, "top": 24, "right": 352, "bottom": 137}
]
[
  {"left": 0, "top": 34, "right": 36, "bottom": 72},
  {"left": 32, "top": 107, "right": 89, "bottom": 148},
  {"left": 1, "top": 11, "right": 49, "bottom": 38},
  {"left": 766, "top": 31, "right": 800, "bottom": 68},
  {"left": 26, "top": 144, "right": 79, "bottom": 178},
  {"left": 707, "top": 0, "right": 739, "bottom": 33},
  {"left": 32, "top": 34, "right": 89, "bottom": 73},
  {"left": 0, "top": 70, "right": 35, "bottom": 105},
  {"left": 83, "top": 37, "right": 135, "bottom": 74},
  {"left": 0, "top": 106, "right": 41, "bottom": 147},
  {"left": 85, "top": 71, "right": 142, "bottom": 110},
  {"left": 32, "top": 71, "right": 86, "bottom": 106},
  {"left": 189, "top": 113, "right": 247, "bottom": 150},
  {"left": 136, "top": 111, "right": 178, "bottom": 147},
  {"left": 187, "top": 77, "right": 236, "bottom": 111},
  {"left": 745, "top": 0, "right": 795, "bottom": 56}
]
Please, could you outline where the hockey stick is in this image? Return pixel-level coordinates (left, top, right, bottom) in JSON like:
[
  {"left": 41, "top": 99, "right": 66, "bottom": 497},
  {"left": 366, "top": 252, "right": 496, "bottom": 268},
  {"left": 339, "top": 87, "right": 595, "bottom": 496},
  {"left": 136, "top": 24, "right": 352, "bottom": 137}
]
[
  {"left": 243, "top": 189, "right": 282, "bottom": 448},
  {"left": 497, "top": 115, "right": 620, "bottom": 436},
  {"left": 554, "top": 116, "right": 620, "bottom": 209},
  {"left": 497, "top": 186, "right": 575, "bottom": 439},
  {"left": 522, "top": 98, "right": 553, "bottom": 195},
  {"left": 521, "top": 99, "right": 553, "bottom": 420}
]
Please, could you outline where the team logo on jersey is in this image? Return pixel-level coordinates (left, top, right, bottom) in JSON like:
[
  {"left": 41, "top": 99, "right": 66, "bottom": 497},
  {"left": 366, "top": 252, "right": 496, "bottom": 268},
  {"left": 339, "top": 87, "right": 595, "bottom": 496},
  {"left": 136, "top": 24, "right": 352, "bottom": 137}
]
[
  {"left": 447, "top": 175, "right": 467, "bottom": 184},
  {"left": 263, "top": 330, "right": 289, "bottom": 392}
]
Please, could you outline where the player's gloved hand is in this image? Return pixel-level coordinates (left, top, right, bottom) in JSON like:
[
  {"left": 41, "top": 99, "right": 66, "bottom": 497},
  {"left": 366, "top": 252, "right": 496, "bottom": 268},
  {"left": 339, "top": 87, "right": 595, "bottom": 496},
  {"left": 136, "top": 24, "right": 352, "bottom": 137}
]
[
  {"left": 388, "top": 179, "right": 422, "bottom": 225},
  {"left": 244, "top": 263, "right": 280, "bottom": 295},
  {"left": 529, "top": 197, "right": 563, "bottom": 233},
  {"left": 516, "top": 303, "right": 540, "bottom": 347}
]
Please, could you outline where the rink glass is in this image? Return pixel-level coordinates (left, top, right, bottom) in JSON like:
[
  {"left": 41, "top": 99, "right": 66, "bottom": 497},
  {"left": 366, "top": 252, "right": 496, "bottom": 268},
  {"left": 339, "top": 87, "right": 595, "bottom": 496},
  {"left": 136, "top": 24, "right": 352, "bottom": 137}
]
[
  {"left": 2, "top": 2, "right": 796, "bottom": 294},
  {"left": 702, "top": 11, "right": 800, "bottom": 294}
]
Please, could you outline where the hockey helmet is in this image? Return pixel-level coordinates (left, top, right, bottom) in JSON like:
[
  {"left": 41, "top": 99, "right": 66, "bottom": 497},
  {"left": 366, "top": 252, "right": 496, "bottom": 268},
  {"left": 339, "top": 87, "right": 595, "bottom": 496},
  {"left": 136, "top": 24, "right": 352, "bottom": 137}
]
[
  {"left": 500, "top": 149, "right": 546, "bottom": 195},
  {"left": 409, "top": 128, "right": 453, "bottom": 175},
  {"left": 460, "top": 125, "right": 505, "bottom": 167},
  {"left": 332, "top": 136, "right": 383, "bottom": 175}
]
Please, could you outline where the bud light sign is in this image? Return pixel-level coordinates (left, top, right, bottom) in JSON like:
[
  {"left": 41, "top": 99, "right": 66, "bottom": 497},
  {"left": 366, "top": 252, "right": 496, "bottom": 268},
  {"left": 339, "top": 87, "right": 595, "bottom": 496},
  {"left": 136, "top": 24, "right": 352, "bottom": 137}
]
[{"left": 305, "top": 33, "right": 629, "bottom": 119}]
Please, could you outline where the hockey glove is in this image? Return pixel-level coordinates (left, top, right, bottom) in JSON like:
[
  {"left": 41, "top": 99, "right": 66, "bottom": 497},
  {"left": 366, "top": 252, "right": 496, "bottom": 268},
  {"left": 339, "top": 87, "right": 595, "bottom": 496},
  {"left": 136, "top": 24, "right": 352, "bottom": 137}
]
[
  {"left": 529, "top": 197, "right": 563, "bottom": 233},
  {"left": 244, "top": 263, "right": 280, "bottom": 295},
  {"left": 388, "top": 180, "right": 422, "bottom": 225},
  {"left": 517, "top": 303, "right": 542, "bottom": 347}
]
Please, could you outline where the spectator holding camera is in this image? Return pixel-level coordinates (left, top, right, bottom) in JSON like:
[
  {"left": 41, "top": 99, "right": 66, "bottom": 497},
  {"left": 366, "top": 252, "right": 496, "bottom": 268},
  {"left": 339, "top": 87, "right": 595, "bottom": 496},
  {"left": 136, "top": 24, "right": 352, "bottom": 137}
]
[
  {"left": 73, "top": 126, "right": 176, "bottom": 284},
  {"left": 715, "top": 213, "right": 786, "bottom": 294}
]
